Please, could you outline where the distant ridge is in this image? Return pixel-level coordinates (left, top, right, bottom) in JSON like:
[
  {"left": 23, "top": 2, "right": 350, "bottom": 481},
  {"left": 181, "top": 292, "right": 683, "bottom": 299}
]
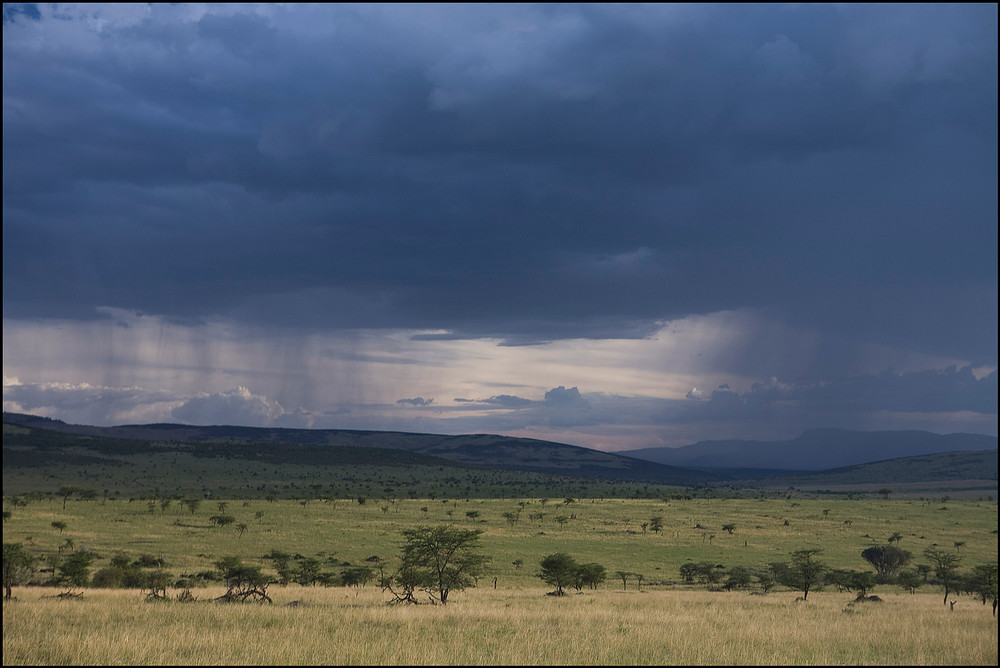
[
  {"left": 619, "top": 428, "right": 998, "bottom": 471},
  {"left": 1, "top": 412, "right": 721, "bottom": 486}
]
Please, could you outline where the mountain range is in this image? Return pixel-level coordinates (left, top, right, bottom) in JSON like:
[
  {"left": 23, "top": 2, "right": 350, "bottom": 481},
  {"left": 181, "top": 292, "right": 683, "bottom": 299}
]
[{"left": 618, "top": 428, "right": 997, "bottom": 471}]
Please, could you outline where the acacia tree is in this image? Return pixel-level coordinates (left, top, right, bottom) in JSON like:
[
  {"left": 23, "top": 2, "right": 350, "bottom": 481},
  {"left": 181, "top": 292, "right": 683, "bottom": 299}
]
[
  {"left": 539, "top": 553, "right": 579, "bottom": 595},
  {"left": 776, "top": 549, "right": 828, "bottom": 600},
  {"left": 385, "top": 526, "right": 489, "bottom": 604},
  {"left": 861, "top": 545, "right": 912, "bottom": 583},
  {"left": 574, "top": 562, "right": 608, "bottom": 591},
  {"left": 966, "top": 563, "right": 998, "bottom": 616},
  {"left": 3, "top": 543, "right": 36, "bottom": 600},
  {"left": 924, "top": 546, "right": 962, "bottom": 605},
  {"left": 214, "top": 556, "right": 272, "bottom": 603},
  {"left": 58, "top": 550, "right": 95, "bottom": 589}
]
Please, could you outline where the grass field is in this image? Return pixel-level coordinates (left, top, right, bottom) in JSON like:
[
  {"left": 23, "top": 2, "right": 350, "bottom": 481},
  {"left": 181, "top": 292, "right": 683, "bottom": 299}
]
[
  {"left": 3, "top": 495, "right": 997, "bottom": 665},
  {"left": 3, "top": 495, "right": 996, "bottom": 585},
  {"left": 3, "top": 587, "right": 997, "bottom": 665}
]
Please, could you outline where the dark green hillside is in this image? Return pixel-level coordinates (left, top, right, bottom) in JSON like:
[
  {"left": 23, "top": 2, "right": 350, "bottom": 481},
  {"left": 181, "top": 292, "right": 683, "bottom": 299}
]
[
  {"left": 763, "top": 449, "right": 998, "bottom": 486},
  {"left": 2, "top": 412, "right": 720, "bottom": 486},
  {"left": 3, "top": 420, "right": 701, "bottom": 499}
]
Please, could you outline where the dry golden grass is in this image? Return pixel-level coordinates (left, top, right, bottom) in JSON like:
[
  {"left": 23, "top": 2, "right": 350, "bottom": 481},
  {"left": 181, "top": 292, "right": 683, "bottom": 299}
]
[{"left": 3, "top": 586, "right": 996, "bottom": 665}]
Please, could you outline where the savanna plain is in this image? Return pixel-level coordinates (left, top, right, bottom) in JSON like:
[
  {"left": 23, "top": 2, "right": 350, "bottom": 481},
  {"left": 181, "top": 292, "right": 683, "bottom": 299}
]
[{"left": 3, "top": 494, "right": 998, "bottom": 665}]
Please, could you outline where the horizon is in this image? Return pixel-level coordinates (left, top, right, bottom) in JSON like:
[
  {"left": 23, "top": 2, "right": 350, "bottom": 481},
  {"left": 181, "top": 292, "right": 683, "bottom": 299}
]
[{"left": 4, "top": 410, "right": 996, "bottom": 454}]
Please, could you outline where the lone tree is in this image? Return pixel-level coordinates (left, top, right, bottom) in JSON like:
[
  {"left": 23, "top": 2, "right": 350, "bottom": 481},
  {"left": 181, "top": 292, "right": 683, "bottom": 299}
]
[
  {"left": 384, "top": 525, "right": 489, "bottom": 605},
  {"left": 775, "top": 549, "right": 828, "bottom": 600},
  {"left": 539, "top": 553, "right": 579, "bottom": 596},
  {"left": 3, "top": 543, "right": 37, "bottom": 600},
  {"left": 924, "top": 546, "right": 962, "bottom": 605},
  {"left": 861, "top": 545, "right": 912, "bottom": 583}
]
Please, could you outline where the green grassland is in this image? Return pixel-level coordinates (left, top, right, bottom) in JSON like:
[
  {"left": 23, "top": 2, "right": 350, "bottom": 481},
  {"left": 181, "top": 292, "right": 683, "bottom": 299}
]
[
  {"left": 4, "top": 494, "right": 996, "bottom": 591},
  {"left": 4, "top": 420, "right": 998, "bottom": 665}
]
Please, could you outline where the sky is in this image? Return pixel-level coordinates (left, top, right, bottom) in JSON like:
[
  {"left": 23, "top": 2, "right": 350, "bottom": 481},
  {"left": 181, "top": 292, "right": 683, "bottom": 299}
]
[{"left": 3, "top": 3, "right": 997, "bottom": 452}]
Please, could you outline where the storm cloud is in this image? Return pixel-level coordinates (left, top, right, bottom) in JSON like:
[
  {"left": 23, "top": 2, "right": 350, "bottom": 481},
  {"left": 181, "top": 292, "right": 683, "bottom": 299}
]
[{"left": 3, "top": 4, "right": 996, "bottom": 448}]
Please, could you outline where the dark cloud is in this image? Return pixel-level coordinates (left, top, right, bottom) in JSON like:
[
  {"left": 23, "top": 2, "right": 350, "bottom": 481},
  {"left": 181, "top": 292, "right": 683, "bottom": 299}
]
[
  {"left": 4, "top": 4, "right": 995, "bottom": 362},
  {"left": 2, "top": 5, "right": 996, "bottom": 443},
  {"left": 396, "top": 397, "right": 433, "bottom": 407},
  {"left": 454, "top": 394, "right": 538, "bottom": 408}
]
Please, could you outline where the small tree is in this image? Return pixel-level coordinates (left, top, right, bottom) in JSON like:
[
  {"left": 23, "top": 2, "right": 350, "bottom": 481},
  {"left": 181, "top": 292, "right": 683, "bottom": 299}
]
[
  {"left": 649, "top": 517, "right": 663, "bottom": 534},
  {"left": 58, "top": 550, "right": 95, "bottom": 589},
  {"left": 385, "top": 526, "right": 489, "bottom": 605},
  {"left": 58, "top": 485, "right": 84, "bottom": 510},
  {"left": 896, "top": 569, "right": 923, "bottom": 594},
  {"left": 827, "top": 570, "right": 877, "bottom": 599},
  {"left": 777, "top": 549, "right": 827, "bottom": 600},
  {"left": 924, "top": 546, "right": 962, "bottom": 605},
  {"left": 3, "top": 543, "right": 36, "bottom": 600},
  {"left": 861, "top": 545, "right": 912, "bottom": 583},
  {"left": 966, "top": 563, "right": 998, "bottom": 616},
  {"left": 539, "top": 553, "right": 579, "bottom": 596},
  {"left": 215, "top": 556, "right": 272, "bottom": 603},
  {"left": 724, "top": 566, "right": 753, "bottom": 591},
  {"left": 51, "top": 521, "right": 68, "bottom": 534},
  {"left": 341, "top": 565, "right": 375, "bottom": 588},
  {"left": 183, "top": 498, "right": 201, "bottom": 515},
  {"left": 574, "top": 562, "right": 607, "bottom": 590},
  {"left": 722, "top": 524, "right": 736, "bottom": 535},
  {"left": 145, "top": 569, "right": 171, "bottom": 600}
]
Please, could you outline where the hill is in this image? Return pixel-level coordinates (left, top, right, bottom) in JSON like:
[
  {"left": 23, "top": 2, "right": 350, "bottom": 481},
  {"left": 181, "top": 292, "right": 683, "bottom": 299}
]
[
  {"left": 618, "top": 428, "right": 997, "bottom": 471},
  {"left": 1, "top": 412, "right": 721, "bottom": 489}
]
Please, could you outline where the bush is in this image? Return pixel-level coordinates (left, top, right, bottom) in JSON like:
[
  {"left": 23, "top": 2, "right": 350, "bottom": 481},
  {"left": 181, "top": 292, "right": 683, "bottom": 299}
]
[{"left": 91, "top": 567, "right": 123, "bottom": 588}]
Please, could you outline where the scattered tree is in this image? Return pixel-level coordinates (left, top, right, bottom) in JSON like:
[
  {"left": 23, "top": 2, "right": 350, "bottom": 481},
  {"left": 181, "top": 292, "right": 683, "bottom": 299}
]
[
  {"left": 896, "top": 569, "right": 923, "bottom": 594},
  {"left": 384, "top": 526, "right": 489, "bottom": 605},
  {"left": 924, "top": 546, "right": 962, "bottom": 605},
  {"left": 776, "top": 549, "right": 827, "bottom": 600},
  {"left": 3, "top": 543, "right": 36, "bottom": 600},
  {"left": 965, "top": 563, "right": 998, "bottom": 616},
  {"left": 574, "top": 562, "right": 608, "bottom": 591},
  {"left": 58, "top": 550, "right": 96, "bottom": 589},
  {"left": 539, "top": 553, "right": 579, "bottom": 596},
  {"left": 51, "top": 521, "right": 68, "bottom": 534},
  {"left": 215, "top": 556, "right": 272, "bottom": 603},
  {"left": 341, "top": 565, "right": 375, "bottom": 588},
  {"left": 861, "top": 545, "right": 912, "bottom": 583}
]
